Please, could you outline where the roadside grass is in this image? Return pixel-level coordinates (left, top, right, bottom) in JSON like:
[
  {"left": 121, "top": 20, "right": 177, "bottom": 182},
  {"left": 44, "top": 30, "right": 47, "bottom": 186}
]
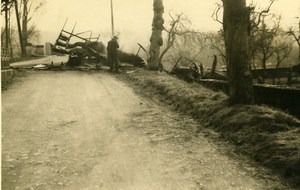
[{"left": 118, "top": 68, "right": 300, "bottom": 188}]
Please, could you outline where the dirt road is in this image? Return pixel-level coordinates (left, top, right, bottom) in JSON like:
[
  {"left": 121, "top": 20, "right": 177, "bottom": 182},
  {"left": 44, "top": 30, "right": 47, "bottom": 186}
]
[{"left": 2, "top": 71, "right": 292, "bottom": 190}]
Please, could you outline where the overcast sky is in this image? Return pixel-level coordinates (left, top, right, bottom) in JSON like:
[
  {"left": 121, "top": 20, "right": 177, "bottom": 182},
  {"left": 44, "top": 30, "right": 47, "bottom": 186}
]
[{"left": 29, "top": 0, "right": 300, "bottom": 52}]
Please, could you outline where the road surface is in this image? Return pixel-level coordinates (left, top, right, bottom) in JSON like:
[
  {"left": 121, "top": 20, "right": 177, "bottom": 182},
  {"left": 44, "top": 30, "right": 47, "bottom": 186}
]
[{"left": 2, "top": 71, "right": 291, "bottom": 190}]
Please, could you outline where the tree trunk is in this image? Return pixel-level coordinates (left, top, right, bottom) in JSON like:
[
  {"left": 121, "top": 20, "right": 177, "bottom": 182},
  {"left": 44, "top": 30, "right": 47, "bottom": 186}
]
[
  {"left": 298, "top": 20, "right": 300, "bottom": 63},
  {"left": 158, "top": 44, "right": 172, "bottom": 71},
  {"left": 298, "top": 42, "right": 300, "bottom": 64},
  {"left": 14, "top": 0, "right": 25, "bottom": 57},
  {"left": 210, "top": 55, "right": 218, "bottom": 78},
  {"left": 5, "top": 2, "right": 9, "bottom": 50},
  {"left": 147, "top": 0, "right": 164, "bottom": 70},
  {"left": 223, "top": 0, "right": 253, "bottom": 104},
  {"left": 22, "top": 0, "right": 28, "bottom": 46},
  {"left": 261, "top": 55, "right": 267, "bottom": 83}
]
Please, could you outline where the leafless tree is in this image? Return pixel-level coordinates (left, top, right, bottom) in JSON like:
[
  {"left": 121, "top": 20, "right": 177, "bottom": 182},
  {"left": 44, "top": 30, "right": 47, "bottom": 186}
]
[
  {"left": 287, "top": 19, "right": 300, "bottom": 63},
  {"left": 1, "top": 0, "right": 14, "bottom": 49},
  {"left": 256, "top": 16, "right": 280, "bottom": 69},
  {"left": 247, "top": 0, "right": 277, "bottom": 69},
  {"left": 148, "top": 0, "right": 164, "bottom": 70},
  {"left": 162, "top": 24, "right": 209, "bottom": 73},
  {"left": 252, "top": 15, "right": 295, "bottom": 83},
  {"left": 274, "top": 30, "right": 294, "bottom": 68},
  {"left": 272, "top": 30, "right": 293, "bottom": 84},
  {"left": 248, "top": 0, "right": 275, "bottom": 30},
  {"left": 158, "top": 13, "right": 193, "bottom": 71},
  {"left": 213, "top": 0, "right": 277, "bottom": 70},
  {"left": 222, "top": 0, "right": 253, "bottom": 104},
  {"left": 19, "top": 0, "right": 45, "bottom": 46},
  {"left": 205, "top": 31, "right": 227, "bottom": 68}
]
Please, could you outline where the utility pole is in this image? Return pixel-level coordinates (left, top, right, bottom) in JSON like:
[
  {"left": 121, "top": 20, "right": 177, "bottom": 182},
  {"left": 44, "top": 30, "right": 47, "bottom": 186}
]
[{"left": 110, "top": 0, "right": 115, "bottom": 37}]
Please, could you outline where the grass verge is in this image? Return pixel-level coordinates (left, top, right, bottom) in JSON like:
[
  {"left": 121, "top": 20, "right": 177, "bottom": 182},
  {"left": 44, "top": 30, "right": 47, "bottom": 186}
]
[{"left": 118, "top": 68, "right": 300, "bottom": 188}]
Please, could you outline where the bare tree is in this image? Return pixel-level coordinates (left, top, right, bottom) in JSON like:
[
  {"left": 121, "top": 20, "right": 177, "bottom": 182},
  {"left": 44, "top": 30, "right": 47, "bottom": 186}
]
[
  {"left": 214, "top": 0, "right": 277, "bottom": 71},
  {"left": 252, "top": 15, "right": 295, "bottom": 83},
  {"left": 4, "top": 1, "right": 16, "bottom": 57},
  {"left": 256, "top": 16, "right": 280, "bottom": 77},
  {"left": 222, "top": 0, "right": 253, "bottom": 104},
  {"left": 180, "top": 31, "right": 207, "bottom": 67},
  {"left": 20, "top": 0, "right": 45, "bottom": 46},
  {"left": 1, "top": 0, "right": 22, "bottom": 57},
  {"left": 272, "top": 31, "right": 293, "bottom": 84},
  {"left": 158, "top": 13, "right": 192, "bottom": 71},
  {"left": 147, "top": 0, "right": 164, "bottom": 70},
  {"left": 287, "top": 19, "right": 300, "bottom": 63},
  {"left": 162, "top": 29, "right": 208, "bottom": 74},
  {"left": 1, "top": 0, "right": 14, "bottom": 50},
  {"left": 205, "top": 31, "right": 227, "bottom": 67},
  {"left": 274, "top": 30, "right": 294, "bottom": 69},
  {"left": 248, "top": 0, "right": 275, "bottom": 30}
]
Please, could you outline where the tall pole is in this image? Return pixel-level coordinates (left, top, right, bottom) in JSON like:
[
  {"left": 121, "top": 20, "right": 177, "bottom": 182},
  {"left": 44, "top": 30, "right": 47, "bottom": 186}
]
[
  {"left": 110, "top": 0, "right": 115, "bottom": 37},
  {"left": 5, "top": 2, "right": 9, "bottom": 50}
]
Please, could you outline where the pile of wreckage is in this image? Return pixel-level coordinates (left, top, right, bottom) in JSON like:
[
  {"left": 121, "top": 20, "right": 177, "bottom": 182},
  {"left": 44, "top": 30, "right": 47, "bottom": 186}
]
[
  {"left": 52, "top": 20, "right": 146, "bottom": 69},
  {"left": 169, "top": 55, "right": 226, "bottom": 82}
]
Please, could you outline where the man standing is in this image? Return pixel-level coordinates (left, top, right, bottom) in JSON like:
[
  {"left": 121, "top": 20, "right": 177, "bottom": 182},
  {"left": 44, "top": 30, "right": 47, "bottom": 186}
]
[{"left": 107, "top": 36, "right": 119, "bottom": 72}]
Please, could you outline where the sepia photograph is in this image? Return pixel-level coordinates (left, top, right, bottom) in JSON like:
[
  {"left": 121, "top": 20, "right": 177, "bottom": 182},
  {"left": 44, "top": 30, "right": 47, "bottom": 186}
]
[{"left": 1, "top": 0, "right": 300, "bottom": 189}]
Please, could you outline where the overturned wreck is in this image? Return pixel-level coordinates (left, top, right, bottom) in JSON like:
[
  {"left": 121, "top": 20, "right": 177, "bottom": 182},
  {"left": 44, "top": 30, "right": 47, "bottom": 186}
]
[{"left": 52, "top": 21, "right": 145, "bottom": 68}]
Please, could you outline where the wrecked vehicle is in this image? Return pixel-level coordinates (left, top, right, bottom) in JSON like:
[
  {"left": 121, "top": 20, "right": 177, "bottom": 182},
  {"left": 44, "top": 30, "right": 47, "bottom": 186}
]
[{"left": 52, "top": 20, "right": 146, "bottom": 68}]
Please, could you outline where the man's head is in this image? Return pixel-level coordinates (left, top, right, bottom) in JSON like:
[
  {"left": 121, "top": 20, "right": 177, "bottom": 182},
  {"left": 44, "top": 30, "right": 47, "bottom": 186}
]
[{"left": 113, "top": 36, "right": 118, "bottom": 40}]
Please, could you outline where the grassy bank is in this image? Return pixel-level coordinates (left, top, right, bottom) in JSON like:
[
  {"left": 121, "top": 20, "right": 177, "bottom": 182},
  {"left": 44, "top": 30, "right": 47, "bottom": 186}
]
[{"left": 118, "top": 68, "right": 300, "bottom": 188}]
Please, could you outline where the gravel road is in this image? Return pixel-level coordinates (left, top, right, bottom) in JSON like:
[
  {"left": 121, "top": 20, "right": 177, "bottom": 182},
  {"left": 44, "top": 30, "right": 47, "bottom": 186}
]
[{"left": 1, "top": 71, "right": 292, "bottom": 190}]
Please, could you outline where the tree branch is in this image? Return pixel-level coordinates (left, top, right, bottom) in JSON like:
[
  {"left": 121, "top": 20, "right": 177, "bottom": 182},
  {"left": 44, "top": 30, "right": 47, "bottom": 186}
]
[
  {"left": 212, "top": 3, "right": 223, "bottom": 25},
  {"left": 287, "top": 27, "right": 300, "bottom": 46},
  {"left": 249, "top": 0, "right": 275, "bottom": 30}
]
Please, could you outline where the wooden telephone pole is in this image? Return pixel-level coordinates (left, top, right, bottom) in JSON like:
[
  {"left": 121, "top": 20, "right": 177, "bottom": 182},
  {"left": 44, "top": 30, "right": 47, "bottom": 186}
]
[{"left": 110, "top": 0, "right": 115, "bottom": 37}]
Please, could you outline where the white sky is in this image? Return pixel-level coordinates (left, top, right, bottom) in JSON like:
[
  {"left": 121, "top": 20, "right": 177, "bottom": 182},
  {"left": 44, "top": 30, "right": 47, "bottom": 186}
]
[{"left": 25, "top": 0, "right": 300, "bottom": 52}]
